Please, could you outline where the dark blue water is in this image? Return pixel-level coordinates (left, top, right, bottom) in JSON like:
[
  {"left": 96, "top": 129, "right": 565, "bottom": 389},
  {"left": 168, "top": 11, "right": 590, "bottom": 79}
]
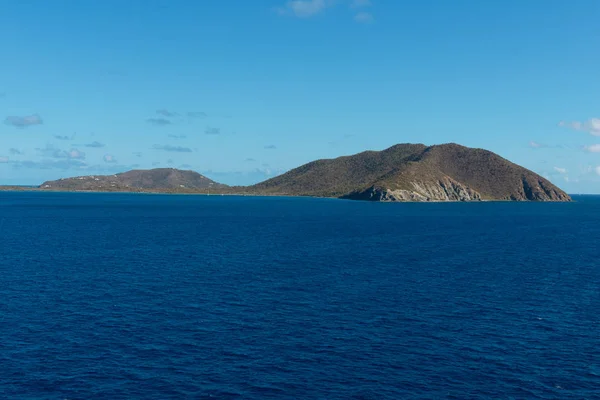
[{"left": 1, "top": 193, "right": 598, "bottom": 399}]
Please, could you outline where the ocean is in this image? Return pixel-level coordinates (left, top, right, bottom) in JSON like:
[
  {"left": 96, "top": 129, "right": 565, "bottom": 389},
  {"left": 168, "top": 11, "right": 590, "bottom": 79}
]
[{"left": 0, "top": 192, "right": 598, "bottom": 399}]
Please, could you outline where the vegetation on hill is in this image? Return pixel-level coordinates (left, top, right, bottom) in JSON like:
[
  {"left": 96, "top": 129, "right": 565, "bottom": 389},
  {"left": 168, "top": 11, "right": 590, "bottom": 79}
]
[
  {"left": 34, "top": 144, "right": 570, "bottom": 202},
  {"left": 40, "top": 168, "right": 225, "bottom": 192},
  {"left": 248, "top": 143, "right": 570, "bottom": 201}
]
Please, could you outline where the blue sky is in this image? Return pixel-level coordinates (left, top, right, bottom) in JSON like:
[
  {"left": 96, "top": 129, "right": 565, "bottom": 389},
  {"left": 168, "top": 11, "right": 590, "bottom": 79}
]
[{"left": 1, "top": 0, "right": 599, "bottom": 192}]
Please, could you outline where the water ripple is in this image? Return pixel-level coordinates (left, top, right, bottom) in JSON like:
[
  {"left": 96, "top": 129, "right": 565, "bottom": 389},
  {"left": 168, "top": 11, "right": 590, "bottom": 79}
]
[{"left": 0, "top": 193, "right": 598, "bottom": 399}]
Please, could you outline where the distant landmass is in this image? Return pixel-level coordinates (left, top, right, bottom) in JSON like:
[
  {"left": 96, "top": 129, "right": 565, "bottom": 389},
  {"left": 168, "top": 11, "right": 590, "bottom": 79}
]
[
  {"left": 5, "top": 143, "right": 570, "bottom": 202},
  {"left": 39, "top": 168, "right": 226, "bottom": 193},
  {"left": 249, "top": 143, "right": 570, "bottom": 201}
]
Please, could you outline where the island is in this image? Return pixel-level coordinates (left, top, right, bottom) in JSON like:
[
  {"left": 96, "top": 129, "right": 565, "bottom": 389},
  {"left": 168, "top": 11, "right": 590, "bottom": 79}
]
[{"left": 2, "top": 143, "right": 571, "bottom": 202}]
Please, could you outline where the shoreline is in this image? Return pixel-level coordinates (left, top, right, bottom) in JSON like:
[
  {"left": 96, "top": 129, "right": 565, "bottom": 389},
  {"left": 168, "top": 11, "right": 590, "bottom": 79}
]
[{"left": 0, "top": 186, "right": 577, "bottom": 202}]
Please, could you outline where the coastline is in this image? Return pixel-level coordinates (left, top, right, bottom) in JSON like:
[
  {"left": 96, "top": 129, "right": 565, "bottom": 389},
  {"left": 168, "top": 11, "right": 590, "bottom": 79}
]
[{"left": 0, "top": 186, "right": 575, "bottom": 202}]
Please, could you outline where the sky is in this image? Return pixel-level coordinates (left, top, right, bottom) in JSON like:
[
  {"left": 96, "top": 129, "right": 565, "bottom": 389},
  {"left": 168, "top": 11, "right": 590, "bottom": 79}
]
[{"left": 1, "top": 0, "right": 599, "bottom": 192}]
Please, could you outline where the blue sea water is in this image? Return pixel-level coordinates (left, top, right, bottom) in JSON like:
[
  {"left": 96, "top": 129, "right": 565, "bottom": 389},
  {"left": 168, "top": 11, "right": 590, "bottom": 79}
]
[{"left": 0, "top": 192, "right": 598, "bottom": 399}]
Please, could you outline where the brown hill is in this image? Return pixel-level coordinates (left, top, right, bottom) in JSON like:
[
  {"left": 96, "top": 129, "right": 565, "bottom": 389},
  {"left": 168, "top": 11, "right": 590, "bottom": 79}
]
[
  {"left": 36, "top": 144, "right": 570, "bottom": 201},
  {"left": 249, "top": 143, "right": 570, "bottom": 202},
  {"left": 40, "top": 168, "right": 225, "bottom": 192}
]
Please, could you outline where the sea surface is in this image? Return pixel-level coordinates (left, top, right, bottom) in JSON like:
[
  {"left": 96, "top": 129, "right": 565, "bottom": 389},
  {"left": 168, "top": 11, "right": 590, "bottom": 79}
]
[{"left": 0, "top": 192, "right": 598, "bottom": 399}]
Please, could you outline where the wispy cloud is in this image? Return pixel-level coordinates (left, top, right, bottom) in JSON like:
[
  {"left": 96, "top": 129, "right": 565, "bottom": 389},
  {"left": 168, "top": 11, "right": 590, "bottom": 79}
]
[
  {"left": 9, "top": 148, "right": 22, "bottom": 155},
  {"left": 529, "top": 141, "right": 547, "bottom": 149},
  {"left": 202, "top": 167, "right": 285, "bottom": 185},
  {"left": 350, "top": 0, "right": 371, "bottom": 7},
  {"left": 277, "top": 0, "right": 373, "bottom": 21},
  {"left": 66, "top": 149, "right": 86, "bottom": 160},
  {"left": 180, "top": 163, "right": 192, "bottom": 169},
  {"left": 153, "top": 110, "right": 208, "bottom": 119},
  {"left": 0, "top": 156, "right": 8, "bottom": 163},
  {"left": 559, "top": 118, "right": 600, "bottom": 136},
  {"left": 277, "top": 0, "right": 330, "bottom": 17},
  {"left": 354, "top": 11, "right": 373, "bottom": 23},
  {"left": 85, "top": 141, "right": 105, "bottom": 148},
  {"left": 205, "top": 127, "right": 220, "bottom": 135},
  {"left": 103, "top": 154, "right": 117, "bottom": 163},
  {"left": 350, "top": 0, "right": 373, "bottom": 21},
  {"left": 36, "top": 145, "right": 86, "bottom": 160},
  {"left": 168, "top": 134, "right": 187, "bottom": 139},
  {"left": 156, "top": 109, "right": 178, "bottom": 117},
  {"left": 152, "top": 161, "right": 161, "bottom": 166},
  {"left": 152, "top": 144, "right": 193, "bottom": 152},
  {"left": 133, "top": 152, "right": 143, "bottom": 157},
  {"left": 244, "top": 158, "right": 257, "bottom": 162},
  {"left": 14, "top": 159, "right": 87, "bottom": 170},
  {"left": 4, "top": 114, "right": 43, "bottom": 128},
  {"left": 583, "top": 144, "right": 600, "bottom": 153},
  {"left": 528, "top": 141, "right": 572, "bottom": 150},
  {"left": 54, "top": 135, "right": 73, "bottom": 141},
  {"left": 553, "top": 166, "right": 567, "bottom": 174},
  {"left": 264, "top": 144, "right": 277, "bottom": 149},
  {"left": 147, "top": 118, "right": 172, "bottom": 126},
  {"left": 11, "top": 159, "right": 143, "bottom": 174}
]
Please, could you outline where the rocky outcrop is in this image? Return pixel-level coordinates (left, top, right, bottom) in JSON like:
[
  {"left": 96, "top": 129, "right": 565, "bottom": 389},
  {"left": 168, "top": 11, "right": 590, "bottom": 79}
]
[
  {"left": 343, "top": 177, "right": 482, "bottom": 202},
  {"left": 516, "top": 177, "right": 571, "bottom": 202}
]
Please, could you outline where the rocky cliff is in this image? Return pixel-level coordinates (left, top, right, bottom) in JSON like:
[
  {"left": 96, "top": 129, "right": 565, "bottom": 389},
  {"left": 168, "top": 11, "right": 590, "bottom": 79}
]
[{"left": 346, "top": 177, "right": 483, "bottom": 202}]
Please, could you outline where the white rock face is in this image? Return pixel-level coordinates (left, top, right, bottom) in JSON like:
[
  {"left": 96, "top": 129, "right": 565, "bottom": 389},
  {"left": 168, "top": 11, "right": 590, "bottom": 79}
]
[{"left": 354, "top": 177, "right": 483, "bottom": 202}]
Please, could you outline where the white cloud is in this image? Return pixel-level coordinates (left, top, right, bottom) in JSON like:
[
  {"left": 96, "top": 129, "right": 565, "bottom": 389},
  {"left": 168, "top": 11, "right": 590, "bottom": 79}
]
[
  {"left": 354, "top": 11, "right": 374, "bottom": 23},
  {"left": 14, "top": 159, "right": 88, "bottom": 170},
  {"left": 0, "top": 156, "right": 8, "bottom": 163},
  {"left": 529, "top": 141, "right": 546, "bottom": 149},
  {"left": 36, "top": 144, "right": 86, "bottom": 160},
  {"left": 279, "top": 0, "right": 329, "bottom": 17},
  {"left": 553, "top": 167, "right": 567, "bottom": 174},
  {"left": 559, "top": 118, "right": 600, "bottom": 136},
  {"left": 4, "top": 114, "right": 43, "bottom": 128},
  {"left": 103, "top": 154, "right": 117, "bottom": 163},
  {"left": 583, "top": 144, "right": 600, "bottom": 153},
  {"left": 205, "top": 127, "right": 221, "bottom": 135},
  {"left": 351, "top": 0, "right": 371, "bottom": 7},
  {"left": 595, "top": 166, "right": 600, "bottom": 176},
  {"left": 277, "top": 0, "right": 373, "bottom": 21},
  {"left": 68, "top": 149, "right": 86, "bottom": 159}
]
